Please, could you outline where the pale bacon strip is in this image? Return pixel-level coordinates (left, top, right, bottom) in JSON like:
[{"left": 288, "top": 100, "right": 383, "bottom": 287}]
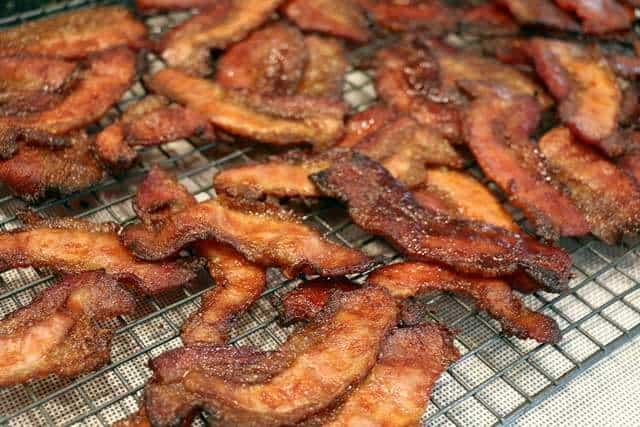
[{"left": 0, "top": 271, "right": 135, "bottom": 387}]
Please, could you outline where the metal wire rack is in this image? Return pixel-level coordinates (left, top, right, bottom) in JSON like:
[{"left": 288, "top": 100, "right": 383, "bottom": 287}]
[{"left": 1, "top": 1, "right": 640, "bottom": 426}]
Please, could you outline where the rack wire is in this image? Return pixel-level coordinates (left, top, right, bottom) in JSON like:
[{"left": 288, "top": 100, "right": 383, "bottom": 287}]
[{"left": 1, "top": 1, "right": 640, "bottom": 426}]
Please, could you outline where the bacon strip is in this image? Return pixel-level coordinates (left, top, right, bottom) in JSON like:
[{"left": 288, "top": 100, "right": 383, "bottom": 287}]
[
  {"left": 309, "top": 152, "right": 572, "bottom": 292},
  {"left": 0, "top": 213, "right": 202, "bottom": 295},
  {"left": 496, "top": 0, "right": 580, "bottom": 31},
  {"left": 338, "top": 105, "right": 396, "bottom": 148},
  {"left": 279, "top": 278, "right": 359, "bottom": 324},
  {"left": 148, "top": 68, "right": 346, "bottom": 150},
  {"left": 94, "top": 95, "right": 213, "bottom": 170},
  {"left": 297, "top": 36, "right": 348, "bottom": 99},
  {"left": 0, "top": 271, "right": 135, "bottom": 387},
  {"left": 0, "top": 48, "right": 136, "bottom": 159},
  {"left": 555, "top": 0, "right": 634, "bottom": 34},
  {"left": 463, "top": 82, "right": 590, "bottom": 240},
  {"left": 0, "top": 132, "right": 104, "bottom": 203},
  {"left": 367, "top": 262, "right": 560, "bottom": 343},
  {"left": 0, "top": 56, "right": 77, "bottom": 94},
  {"left": 215, "top": 23, "right": 308, "bottom": 95},
  {"left": 0, "top": 6, "right": 147, "bottom": 59},
  {"left": 282, "top": 0, "right": 372, "bottom": 43},
  {"left": 539, "top": 127, "right": 640, "bottom": 243},
  {"left": 358, "top": 0, "right": 459, "bottom": 33},
  {"left": 160, "top": 0, "right": 283, "bottom": 75},
  {"left": 136, "top": 0, "right": 217, "bottom": 14},
  {"left": 133, "top": 167, "right": 266, "bottom": 345},
  {"left": 530, "top": 38, "right": 621, "bottom": 144}
]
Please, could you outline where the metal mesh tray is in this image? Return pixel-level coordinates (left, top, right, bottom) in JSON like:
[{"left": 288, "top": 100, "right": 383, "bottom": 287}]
[{"left": 1, "top": 2, "right": 640, "bottom": 426}]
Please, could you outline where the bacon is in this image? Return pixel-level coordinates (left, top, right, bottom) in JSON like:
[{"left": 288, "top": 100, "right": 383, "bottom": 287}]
[
  {"left": 0, "top": 213, "right": 202, "bottom": 295},
  {"left": 308, "top": 323, "right": 458, "bottom": 426},
  {"left": 282, "top": 0, "right": 371, "bottom": 43},
  {"left": 338, "top": 105, "right": 397, "bottom": 148},
  {"left": 0, "top": 6, "right": 147, "bottom": 59},
  {"left": 496, "top": 0, "right": 580, "bottom": 31},
  {"left": 606, "top": 53, "right": 640, "bottom": 78},
  {"left": 358, "top": 0, "right": 460, "bottom": 33},
  {"left": 148, "top": 68, "right": 346, "bottom": 150},
  {"left": 309, "top": 152, "right": 573, "bottom": 292},
  {"left": 0, "top": 48, "right": 136, "bottom": 159},
  {"left": 462, "top": 82, "right": 590, "bottom": 240},
  {"left": 459, "top": 3, "right": 520, "bottom": 36},
  {"left": 0, "top": 132, "right": 104, "bottom": 203},
  {"left": 619, "top": 153, "right": 640, "bottom": 184},
  {"left": 555, "top": 0, "right": 634, "bottom": 34},
  {"left": 279, "top": 278, "right": 359, "bottom": 324},
  {"left": 136, "top": 0, "right": 217, "bottom": 14},
  {"left": 133, "top": 167, "right": 266, "bottom": 345},
  {"left": 122, "top": 191, "right": 374, "bottom": 278},
  {"left": 94, "top": 95, "right": 213, "bottom": 170},
  {"left": 160, "top": 0, "right": 283, "bottom": 75},
  {"left": 539, "top": 127, "right": 640, "bottom": 243},
  {"left": 530, "top": 38, "right": 621, "bottom": 144},
  {"left": 0, "top": 56, "right": 77, "bottom": 94},
  {"left": 0, "top": 271, "right": 135, "bottom": 387},
  {"left": 368, "top": 262, "right": 560, "bottom": 343},
  {"left": 215, "top": 23, "right": 308, "bottom": 95},
  {"left": 297, "top": 36, "right": 348, "bottom": 99}
]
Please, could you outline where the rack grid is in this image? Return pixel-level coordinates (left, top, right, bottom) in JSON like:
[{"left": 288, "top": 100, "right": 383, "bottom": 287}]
[{"left": 1, "top": 2, "right": 640, "bottom": 426}]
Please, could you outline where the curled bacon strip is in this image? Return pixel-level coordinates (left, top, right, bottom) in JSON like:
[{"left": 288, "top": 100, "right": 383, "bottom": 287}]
[
  {"left": 148, "top": 68, "right": 346, "bottom": 149},
  {"left": 555, "top": 0, "right": 634, "bottom": 34},
  {"left": 0, "top": 271, "right": 135, "bottom": 387},
  {"left": 309, "top": 152, "right": 572, "bottom": 292},
  {"left": 0, "top": 6, "right": 147, "bottom": 59},
  {"left": 0, "top": 48, "right": 136, "bottom": 159},
  {"left": 279, "top": 278, "right": 359, "bottom": 324},
  {"left": 497, "top": 0, "right": 580, "bottom": 31}
]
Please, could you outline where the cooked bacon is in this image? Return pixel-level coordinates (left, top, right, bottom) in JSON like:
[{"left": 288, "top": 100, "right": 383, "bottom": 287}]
[
  {"left": 459, "top": 3, "right": 520, "bottom": 36},
  {"left": 0, "top": 271, "right": 135, "bottom": 387},
  {"left": 606, "top": 53, "right": 640, "bottom": 78},
  {"left": 368, "top": 262, "right": 560, "bottom": 343},
  {"left": 358, "top": 0, "right": 459, "bottom": 33},
  {"left": 530, "top": 38, "right": 621, "bottom": 144},
  {"left": 0, "top": 56, "right": 77, "bottom": 94},
  {"left": 0, "top": 92, "right": 65, "bottom": 116},
  {"left": 215, "top": 23, "right": 308, "bottom": 95},
  {"left": 496, "top": 0, "right": 580, "bottom": 31},
  {"left": 338, "top": 105, "right": 396, "bottom": 148},
  {"left": 136, "top": 0, "right": 217, "bottom": 14},
  {"left": 0, "top": 6, "right": 147, "bottom": 59},
  {"left": 297, "top": 36, "right": 348, "bottom": 99},
  {"left": 619, "top": 153, "right": 640, "bottom": 183},
  {"left": 0, "top": 132, "right": 104, "bottom": 203},
  {"left": 280, "top": 278, "right": 359, "bottom": 324},
  {"left": 540, "top": 127, "right": 640, "bottom": 243},
  {"left": 0, "top": 213, "right": 202, "bottom": 295},
  {"left": 463, "top": 82, "right": 590, "bottom": 240},
  {"left": 122, "top": 192, "right": 373, "bottom": 277},
  {"left": 148, "top": 68, "right": 346, "bottom": 149},
  {"left": 160, "top": 0, "right": 283, "bottom": 75},
  {"left": 281, "top": 0, "right": 371, "bottom": 43},
  {"left": 555, "top": 0, "right": 634, "bottom": 34},
  {"left": 133, "top": 167, "right": 266, "bottom": 345},
  {"left": 310, "top": 152, "right": 572, "bottom": 291},
  {"left": 0, "top": 48, "right": 136, "bottom": 159},
  {"left": 94, "top": 95, "right": 213, "bottom": 170},
  {"left": 169, "top": 288, "right": 397, "bottom": 426}
]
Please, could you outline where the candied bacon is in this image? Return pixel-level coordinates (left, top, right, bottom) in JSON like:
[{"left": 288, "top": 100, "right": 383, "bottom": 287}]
[
  {"left": 358, "top": 0, "right": 460, "bottom": 33},
  {"left": 297, "top": 36, "right": 348, "bottom": 99},
  {"left": 0, "top": 56, "right": 77, "bottom": 94},
  {"left": 555, "top": 0, "right": 634, "bottom": 34},
  {"left": 0, "top": 6, "right": 147, "bottom": 59},
  {"left": 0, "top": 271, "right": 135, "bottom": 387},
  {"left": 540, "top": 127, "right": 640, "bottom": 243},
  {"left": 338, "top": 105, "right": 396, "bottom": 148},
  {"left": 496, "top": 0, "right": 580, "bottom": 31}
]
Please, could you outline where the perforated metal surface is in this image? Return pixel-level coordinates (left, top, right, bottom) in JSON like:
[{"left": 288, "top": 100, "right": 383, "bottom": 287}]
[{"left": 1, "top": 2, "right": 640, "bottom": 426}]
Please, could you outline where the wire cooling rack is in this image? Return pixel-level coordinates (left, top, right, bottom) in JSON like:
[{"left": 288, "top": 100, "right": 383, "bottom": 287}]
[{"left": 2, "top": 2, "right": 640, "bottom": 426}]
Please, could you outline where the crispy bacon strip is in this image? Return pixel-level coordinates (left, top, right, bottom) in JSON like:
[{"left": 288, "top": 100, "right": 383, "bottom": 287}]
[
  {"left": 367, "top": 262, "right": 560, "bottom": 343},
  {"left": 463, "top": 82, "right": 590, "bottom": 240},
  {"left": 539, "top": 127, "right": 640, "bottom": 243},
  {"left": 216, "top": 23, "right": 308, "bottom": 95},
  {"left": 606, "top": 53, "right": 640, "bottom": 78},
  {"left": 0, "top": 271, "right": 135, "bottom": 387},
  {"left": 282, "top": 0, "right": 372, "bottom": 43},
  {"left": 0, "top": 132, "right": 104, "bottom": 203},
  {"left": 338, "top": 105, "right": 396, "bottom": 148},
  {"left": 459, "top": 3, "right": 520, "bottom": 36},
  {"left": 94, "top": 95, "right": 213, "bottom": 170},
  {"left": 555, "top": 0, "right": 634, "bottom": 34},
  {"left": 297, "top": 36, "right": 348, "bottom": 99},
  {"left": 620, "top": 153, "right": 640, "bottom": 184},
  {"left": 0, "top": 48, "right": 136, "bottom": 159},
  {"left": 136, "top": 0, "right": 217, "bottom": 14},
  {"left": 0, "top": 56, "right": 76, "bottom": 94},
  {"left": 0, "top": 213, "right": 202, "bottom": 295},
  {"left": 358, "top": 0, "right": 459, "bottom": 33},
  {"left": 530, "top": 38, "right": 621, "bottom": 144},
  {"left": 310, "top": 152, "right": 572, "bottom": 292},
  {"left": 496, "top": 0, "right": 580, "bottom": 30},
  {"left": 160, "top": 0, "right": 283, "bottom": 75},
  {"left": 133, "top": 167, "right": 267, "bottom": 345},
  {"left": 280, "top": 278, "right": 359, "bottom": 324},
  {"left": 0, "top": 6, "right": 147, "bottom": 59},
  {"left": 148, "top": 68, "right": 346, "bottom": 149}
]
